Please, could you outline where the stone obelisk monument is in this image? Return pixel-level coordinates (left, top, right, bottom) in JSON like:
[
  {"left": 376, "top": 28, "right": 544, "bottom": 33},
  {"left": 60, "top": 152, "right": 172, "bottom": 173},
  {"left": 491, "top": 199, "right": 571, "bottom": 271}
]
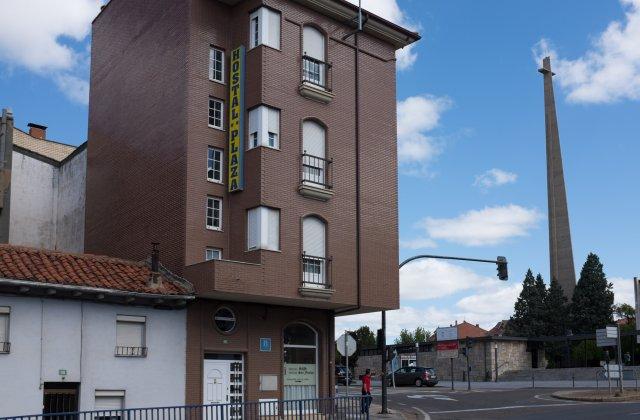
[{"left": 539, "top": 57, "right": 576, "bottom": 299}]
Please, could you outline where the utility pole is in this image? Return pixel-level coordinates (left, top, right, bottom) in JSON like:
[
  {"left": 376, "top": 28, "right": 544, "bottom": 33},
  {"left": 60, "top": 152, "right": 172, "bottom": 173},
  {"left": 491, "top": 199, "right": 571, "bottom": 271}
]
[{"left": 381, "top": 311, "right": 387, "bottom": 414}]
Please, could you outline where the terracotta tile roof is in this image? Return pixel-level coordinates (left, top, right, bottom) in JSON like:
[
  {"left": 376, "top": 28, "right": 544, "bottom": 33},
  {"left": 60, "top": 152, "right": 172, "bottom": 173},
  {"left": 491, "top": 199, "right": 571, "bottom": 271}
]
[
  {"left": 487, "top": 320, "right": 509, "bottom": 336},
  {"left": 456, "top": 321, "right": 489, "bottom": 338},
  {"left": 0, "top": 244, "right": 193, "bottom": 296},
  {"left": 13, "top": 127, "right": 77, "bottom": 162}
]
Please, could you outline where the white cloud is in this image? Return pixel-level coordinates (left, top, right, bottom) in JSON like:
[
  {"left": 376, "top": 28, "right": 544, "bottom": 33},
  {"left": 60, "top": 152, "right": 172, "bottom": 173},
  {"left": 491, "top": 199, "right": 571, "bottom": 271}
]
[
  {"left": 474, "top": 169, "right": 518, "bottom": 190},
  {"left": 397, "top": 95, "right": 452, "bottom": 176},
  {"left": 345, "top": 0, "right": 419, "bottom": 71},
  {"left": 399, "top": 237, "right": 437, "bottom": 250},
  {"left": 0, "top": 0, "right": 102, "bottom": 104},
  {"left": 611, "top": 276, "right": 635, "bottom": 306},
  {"left": 533, "top": 0, "right": 640, "bottom": 103},
  {"left": 418, "top": 205, "right": 543, "bottom": 247}
]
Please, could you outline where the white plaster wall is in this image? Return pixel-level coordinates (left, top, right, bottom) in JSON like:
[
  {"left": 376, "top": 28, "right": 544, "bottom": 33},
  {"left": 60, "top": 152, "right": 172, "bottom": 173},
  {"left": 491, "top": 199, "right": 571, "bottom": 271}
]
[
  {"left": 55, "top": 150, "right": 86, "bottom": 253},
  {"left": 7, "top": 149, "right": 86, "bottom": 253},
  {"left": 8, "top": 152, "right": 56, "bottom": 249},
  {"left": 0, "top": 295, "right": 187, "bottom": 417}
]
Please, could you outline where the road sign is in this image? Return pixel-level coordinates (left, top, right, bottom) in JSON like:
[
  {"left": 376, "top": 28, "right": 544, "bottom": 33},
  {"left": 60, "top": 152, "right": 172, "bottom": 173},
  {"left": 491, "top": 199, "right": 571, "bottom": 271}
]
[
  {"left": 436, "top": 326, "right": 458, "bottom": 342},
  {"left": 437, "top": 340, "right": 459, "bottom": 359},
  {"left": 603, "top": 364, "right": 621, "bottom": 379},
  {"left": 606, "top": 326, "right": 618, "bottom": 339},
  {"left": 596, "top": 329, "right": 616, "bottom": 347},
  {"left": 336, "top": 333, "right": 357, "bottom": 357}
]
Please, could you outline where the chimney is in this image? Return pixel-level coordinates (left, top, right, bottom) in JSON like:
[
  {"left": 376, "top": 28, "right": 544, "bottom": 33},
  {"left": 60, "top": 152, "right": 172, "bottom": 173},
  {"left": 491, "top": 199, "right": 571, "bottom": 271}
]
[
  {"left": 455, "top": 320, "right": 458, "bottom": 326},
  {"left": 27, "top": 123, "right": 47, "bottom": 140},
  {"left": 476, "top": 324, "right": 479, "bottom": 328},
  {"left": 149, "top": 243, "right": 161, "bottom": 286}
]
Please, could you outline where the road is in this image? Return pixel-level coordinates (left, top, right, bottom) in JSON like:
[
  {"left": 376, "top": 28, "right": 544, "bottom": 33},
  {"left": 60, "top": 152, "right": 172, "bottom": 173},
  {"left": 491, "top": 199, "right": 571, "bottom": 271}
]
[{"left": 337, "top": 384, "right": 640, "bottom": 419}]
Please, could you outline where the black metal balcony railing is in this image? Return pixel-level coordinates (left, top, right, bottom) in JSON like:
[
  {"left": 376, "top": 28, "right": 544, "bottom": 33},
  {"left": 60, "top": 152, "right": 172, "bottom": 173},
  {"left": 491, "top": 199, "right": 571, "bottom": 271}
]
[
  {"left": 301, "top": 254, "right": 332, "bottom": 289},
  {"left": 0, "top": 342, "right": 10, "bottom": 354},
  {"left": 301, "top": 153, "right": 333, "bottom": 189},
  {"left": 302, "top": 55, "right": 332, "bottom": 91},
  {"left": 114, "top": 346, "right": 148, "bottom": 357}
]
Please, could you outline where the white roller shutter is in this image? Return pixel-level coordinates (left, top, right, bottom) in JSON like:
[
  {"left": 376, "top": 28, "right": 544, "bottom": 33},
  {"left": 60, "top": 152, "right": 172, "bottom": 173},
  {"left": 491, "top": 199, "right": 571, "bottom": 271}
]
[
  {"left": 0, "top": 313, "right": 8, "bottom": 343},
  {"left": 95, "top": 391, "right": 125, "bottom": 410},
  {"left": 303, "top": 121, "right": 325, "bottom": 158},
  {"left": 267, "top": 9, "right": 281, "bottom": 49},
  {"left": 303, "top": 26, "right": 325, "bottom": 61},
  {"left": 116, "top": 321, "right": 144, "bottom": 347},
  {"left": 267, "top": 208, "right": 280, "bottom": 251},
  {"left": 267, "top": 108, "right": 279, "bottom": 137},
  {"left": 247, "top": 208, "right": 260, "bottom": 250},
  {"left": 303, "top": 217, "right": 325, "bottom": 258}
]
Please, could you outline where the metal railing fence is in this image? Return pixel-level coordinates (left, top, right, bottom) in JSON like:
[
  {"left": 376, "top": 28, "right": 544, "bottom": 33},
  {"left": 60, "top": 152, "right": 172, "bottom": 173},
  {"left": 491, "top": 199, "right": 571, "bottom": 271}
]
[{"left": 1, "top": 396, "right": 369, "bottom": 420}]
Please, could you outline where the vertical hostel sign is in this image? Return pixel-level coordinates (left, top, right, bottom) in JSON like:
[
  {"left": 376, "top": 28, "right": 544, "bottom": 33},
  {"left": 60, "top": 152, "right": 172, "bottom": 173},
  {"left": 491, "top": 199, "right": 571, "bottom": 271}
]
[{"left": 228, "top": 45, "right": 245, "bottom": 192}]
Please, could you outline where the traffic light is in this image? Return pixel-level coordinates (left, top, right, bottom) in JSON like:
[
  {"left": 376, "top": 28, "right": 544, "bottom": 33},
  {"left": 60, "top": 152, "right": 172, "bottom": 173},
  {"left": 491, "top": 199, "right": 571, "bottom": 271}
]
[
  {"left": 496, "top": 256, "right": 508, "bottom": 281},
  {"left": 377, "top": 329, "right": 385, "bottom": 351}
]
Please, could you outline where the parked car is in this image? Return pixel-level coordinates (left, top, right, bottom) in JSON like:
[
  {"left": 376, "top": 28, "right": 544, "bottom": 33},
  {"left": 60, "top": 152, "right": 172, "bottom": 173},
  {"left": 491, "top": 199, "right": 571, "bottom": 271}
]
[
  {"left": 335, "top": 365, "right": 353, "bottom": 385},
  {"left": 386, "top": 366, "right": 438, "bottom": 387}
]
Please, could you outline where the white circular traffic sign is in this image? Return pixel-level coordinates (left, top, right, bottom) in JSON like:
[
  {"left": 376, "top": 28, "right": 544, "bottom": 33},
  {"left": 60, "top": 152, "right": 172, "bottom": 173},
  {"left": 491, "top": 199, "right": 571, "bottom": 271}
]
[{"left": 336, "top": 333, "right": 357, "bottom": 357}]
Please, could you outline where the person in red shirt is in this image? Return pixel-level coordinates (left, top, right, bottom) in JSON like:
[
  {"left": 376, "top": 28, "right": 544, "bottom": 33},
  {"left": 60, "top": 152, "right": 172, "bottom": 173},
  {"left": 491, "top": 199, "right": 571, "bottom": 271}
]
[{"left": 361, "top": 369, "right": 372, "bottom": 414}]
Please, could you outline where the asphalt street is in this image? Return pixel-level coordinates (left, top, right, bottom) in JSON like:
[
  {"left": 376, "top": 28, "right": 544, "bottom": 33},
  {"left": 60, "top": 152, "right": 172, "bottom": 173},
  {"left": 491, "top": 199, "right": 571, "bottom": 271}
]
[{"left": 337, "top": 385, "right": 640, "bottom": 419}]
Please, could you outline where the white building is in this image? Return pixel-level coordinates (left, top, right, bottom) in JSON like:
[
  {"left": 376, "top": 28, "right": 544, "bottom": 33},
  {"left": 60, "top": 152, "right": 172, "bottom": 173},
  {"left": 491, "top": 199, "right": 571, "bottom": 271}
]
[
  {"left": 0, "top": 109, "right": 86, "bottom": 252},
  {"left": 0, "top": 244, "right": 194, "bottom": 417}
]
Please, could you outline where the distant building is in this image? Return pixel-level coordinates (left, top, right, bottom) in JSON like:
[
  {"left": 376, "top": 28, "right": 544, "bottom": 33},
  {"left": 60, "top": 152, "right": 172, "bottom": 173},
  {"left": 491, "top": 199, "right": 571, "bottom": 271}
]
[
  {"left": 0, "top": 109, "right": 86, "bottom": 252},
  {"left": 0, "top": 244, "right": 193, "bottom": 417},
  {"left": 487, "top": 320, "right": 510, "bottom": 337},
  {"left": 454, "top": 320, "right": 489, "bottom": 339}
]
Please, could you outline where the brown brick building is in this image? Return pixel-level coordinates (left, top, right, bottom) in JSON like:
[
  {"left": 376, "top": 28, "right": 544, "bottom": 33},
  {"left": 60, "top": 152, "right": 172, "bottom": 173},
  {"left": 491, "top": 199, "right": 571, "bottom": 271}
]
[{"left": 85, "top": 0, "right": 418, "bottom": 405}]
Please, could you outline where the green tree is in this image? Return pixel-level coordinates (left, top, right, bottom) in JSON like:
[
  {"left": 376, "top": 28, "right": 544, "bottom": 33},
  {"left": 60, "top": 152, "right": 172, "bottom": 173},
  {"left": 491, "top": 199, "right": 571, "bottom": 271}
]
[
  {"left": 543, "top": 278, "right": 569, "bottom": 336},
  {"left": 414, "top": 327, "right": 431, "bottom": 343},
  {"left": 614, "top": 303, "right": 635, "bottom": 325},
  {"left": 506, "top": 269, "right": 547, "bottom": 337},
  {"left": 353, "top": 325, "right": 376, "bottom": 348},
  {"left": 570, "top": 253, "right": 614, "bottom": 334},
  {"left": 394, "top": 328, "right": 415, "bottom": 345}
]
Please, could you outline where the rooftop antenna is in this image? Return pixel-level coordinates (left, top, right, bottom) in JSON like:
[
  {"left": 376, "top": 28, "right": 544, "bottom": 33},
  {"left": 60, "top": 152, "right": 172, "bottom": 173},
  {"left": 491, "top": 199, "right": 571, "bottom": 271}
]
[
  {"left": 358, "top": 0, "right": 363, "bottom": 31},
  {"left": 342, "top": 0, "right": 366, "bottom": 40}
]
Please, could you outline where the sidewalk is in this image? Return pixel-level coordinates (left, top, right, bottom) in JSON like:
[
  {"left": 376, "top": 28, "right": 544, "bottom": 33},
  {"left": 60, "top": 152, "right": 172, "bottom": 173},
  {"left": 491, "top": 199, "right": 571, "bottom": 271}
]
[{"left": 368, "top": 403, "right": 407, "bottom": 420}]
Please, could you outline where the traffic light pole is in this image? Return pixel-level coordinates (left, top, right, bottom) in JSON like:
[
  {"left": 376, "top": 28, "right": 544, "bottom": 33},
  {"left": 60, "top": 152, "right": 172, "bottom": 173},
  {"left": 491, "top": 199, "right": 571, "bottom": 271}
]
[{"left": 379, "top": 254, "right": 509, "bottom": 414}]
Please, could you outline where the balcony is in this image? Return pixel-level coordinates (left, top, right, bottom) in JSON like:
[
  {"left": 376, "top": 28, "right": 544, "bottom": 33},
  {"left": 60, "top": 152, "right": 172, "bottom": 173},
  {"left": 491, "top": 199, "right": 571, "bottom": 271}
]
[
  {"left": 0, "top": 342, "right": 9, "bottom": 354},
  {"left": 115, "top": 346, "right": 148, "bottom": 357},
  {"left": 299, "top": 254, "right": 333, "bottom": 299},
  {"left": 299, "top": 153, "right": 334, "bottom": 201},
  {"left": 299, "top": 55, "right": 334, "bottom": 104}
]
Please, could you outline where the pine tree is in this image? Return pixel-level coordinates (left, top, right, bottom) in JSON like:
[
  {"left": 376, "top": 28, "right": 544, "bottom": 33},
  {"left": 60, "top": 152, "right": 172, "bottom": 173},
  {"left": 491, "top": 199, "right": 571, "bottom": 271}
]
[
  {"left": 506, "top": 269, "right": 547, "bottom": 337},
  {"left": 543, "top": 278, "right": 569, "bottom": 336},
  {"left": 570, "top": 253, "right": 614, "bottom": 334}
]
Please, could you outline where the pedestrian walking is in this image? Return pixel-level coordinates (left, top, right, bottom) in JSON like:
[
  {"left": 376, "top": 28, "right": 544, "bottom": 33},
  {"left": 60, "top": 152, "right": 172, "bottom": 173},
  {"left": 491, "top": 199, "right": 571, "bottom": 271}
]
[{"left": 361, "top": 369, "right": 372, "bottom": 415}]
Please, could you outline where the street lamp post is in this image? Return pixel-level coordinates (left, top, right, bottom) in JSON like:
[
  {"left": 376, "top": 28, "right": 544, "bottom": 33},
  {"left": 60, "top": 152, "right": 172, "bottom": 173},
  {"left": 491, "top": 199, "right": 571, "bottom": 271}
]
[{"left": 379, "top": 254, "right": 508, "bottom": 414}]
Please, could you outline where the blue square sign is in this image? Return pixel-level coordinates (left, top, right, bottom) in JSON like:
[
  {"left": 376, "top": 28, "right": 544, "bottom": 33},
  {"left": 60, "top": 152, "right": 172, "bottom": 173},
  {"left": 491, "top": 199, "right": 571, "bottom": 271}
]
[{"left": 260, "top": 338, "right": 272, "bottom": 352}]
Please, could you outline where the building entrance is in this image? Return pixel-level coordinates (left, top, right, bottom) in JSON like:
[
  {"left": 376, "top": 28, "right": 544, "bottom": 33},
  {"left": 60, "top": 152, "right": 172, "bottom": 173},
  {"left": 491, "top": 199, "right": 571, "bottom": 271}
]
[
  {"left": 283, "top": 323, "right": 318, "bottom": 400},
  {"left": 203, "top": 354, "right": 244, "bottom": 419}
]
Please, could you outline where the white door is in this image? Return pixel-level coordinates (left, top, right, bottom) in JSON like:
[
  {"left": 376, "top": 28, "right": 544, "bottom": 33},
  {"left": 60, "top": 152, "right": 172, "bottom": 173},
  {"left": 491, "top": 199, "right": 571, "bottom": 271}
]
[{"left": 204, "top": 360, "right": 230, "bottom": 405}]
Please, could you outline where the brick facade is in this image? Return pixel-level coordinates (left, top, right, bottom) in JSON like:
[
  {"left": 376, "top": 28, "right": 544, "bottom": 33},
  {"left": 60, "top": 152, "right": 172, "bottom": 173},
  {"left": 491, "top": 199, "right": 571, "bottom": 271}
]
[{"left": 86, "top": 0, "right": 417, "bottom": 405}]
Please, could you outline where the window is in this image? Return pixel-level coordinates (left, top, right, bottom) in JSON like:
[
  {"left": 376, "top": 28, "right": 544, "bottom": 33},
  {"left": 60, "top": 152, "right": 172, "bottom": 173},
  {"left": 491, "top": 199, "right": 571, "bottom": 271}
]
[
  {"left": 207, "top": 147, "right": 223, "bottom": 183},
  {"left": 302, "top": 26, "right": 326, "bottom": 87},
  {"left": 302, "top": 216, "right": 327, "bottom": 287},
  {"left": 205, "top": 247, "right": 222, "bottom": 261},
  {"left": 247, "top": 206, "right": 280, "bottom": 251},
  {"left": 206, "top": 196, "right": 222, "bottom": 231},
  {"left": 214, "top": 307, "right": 236, "bottom": 333},
  {"left": 95, "top": 390, "right": 124, "bottom": 419},
  {"left": 0, "top": 307, "right": 9, "bottom": 354},
  {"left": 208, "top": 97, "right": 224, "bottom": 130},
  {"left": 209, "top": 47, "right": 224, "bottom": 83},
  {"left": 249, "top": 7, "right": 281, "bottom": 50},
  {"left": 248, "top": 106, "right": 280, "bottom": 150},
  {"left": 283, "top": 323, "right": 318, "bottom": 400},
  {"left": 302, "top": 121, "right": 327, "bottom": 186},
  {"left": 115, "top": 315, "right": 146, "bottom": 357}
]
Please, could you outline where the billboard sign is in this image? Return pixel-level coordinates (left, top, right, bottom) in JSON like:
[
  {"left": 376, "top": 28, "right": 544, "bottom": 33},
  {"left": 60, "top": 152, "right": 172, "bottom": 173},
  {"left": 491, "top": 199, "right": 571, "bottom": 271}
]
[
  {"left": 228, "top": 45, "right": 245, "bottom": 192},
  {"left": 437, "top": 341, "right": 459, "bottom": 359},
  {"left": 596, "top": 328, "right": 616, "bottom": 347},
  {"left": 436, "top": 326, "right": 458, "bottom": 342}
]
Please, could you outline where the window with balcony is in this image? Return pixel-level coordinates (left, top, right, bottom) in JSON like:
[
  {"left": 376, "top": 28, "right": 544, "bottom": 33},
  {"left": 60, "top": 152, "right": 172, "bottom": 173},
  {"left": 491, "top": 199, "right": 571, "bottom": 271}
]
[
  {"left": 247, "top": 206, "right": 280, "bottom": 251},
  {"left": 209, "top": 47, "right": 225, "bottom": 83},
  {"left": 208, "top": 97, "right": 224, "bottom": 130},
  {"left": 115, "top": 315, "right": 146, "bottom": 357},
  {"left": 248, "top": 106, "right": 280, "bottom": 150},
  {"left": 302, "top": 217, "right": 330, "bottom": 289},
  {"left": 299, "top": 120, "right": 333, "bottom": 200},
  {"left": 300, "top": 26, "right": 333, "bottom": 103},
  {"left": 207, "top": 146, "right": 223, "bottom": 183},
  {"left": 206, "top": 196, "right": 222, "bottom": 231},
  {"left": 249, "top": 7, "right": 281, "bottom": 50},
  {"left": 205, "top": 247, "right": 222, "bottom": 261},
  {"left": 0, "top": 307, "right": 9, "bottom": 354}
]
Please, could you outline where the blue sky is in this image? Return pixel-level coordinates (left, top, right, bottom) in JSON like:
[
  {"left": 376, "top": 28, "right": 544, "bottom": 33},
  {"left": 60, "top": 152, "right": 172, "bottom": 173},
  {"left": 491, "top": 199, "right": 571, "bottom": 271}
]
[{"left": 1, "top": 0, "right": 639, "bottom": 341}]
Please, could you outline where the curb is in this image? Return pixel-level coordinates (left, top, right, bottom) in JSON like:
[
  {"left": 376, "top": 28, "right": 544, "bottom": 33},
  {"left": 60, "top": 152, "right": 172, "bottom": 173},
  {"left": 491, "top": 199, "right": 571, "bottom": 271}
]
[{"left": 552, "top": 390, "right": 640, "bottom": 403}]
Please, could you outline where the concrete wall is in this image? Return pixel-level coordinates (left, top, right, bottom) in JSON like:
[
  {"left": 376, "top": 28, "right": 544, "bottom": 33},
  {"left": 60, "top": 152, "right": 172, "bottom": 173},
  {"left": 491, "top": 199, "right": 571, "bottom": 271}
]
[
  {"left": 0, "top": 295, "right": 186, "bottom": 417},
  {"left": 7, "top": 149, "right": 85, "bottom": 252}
]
